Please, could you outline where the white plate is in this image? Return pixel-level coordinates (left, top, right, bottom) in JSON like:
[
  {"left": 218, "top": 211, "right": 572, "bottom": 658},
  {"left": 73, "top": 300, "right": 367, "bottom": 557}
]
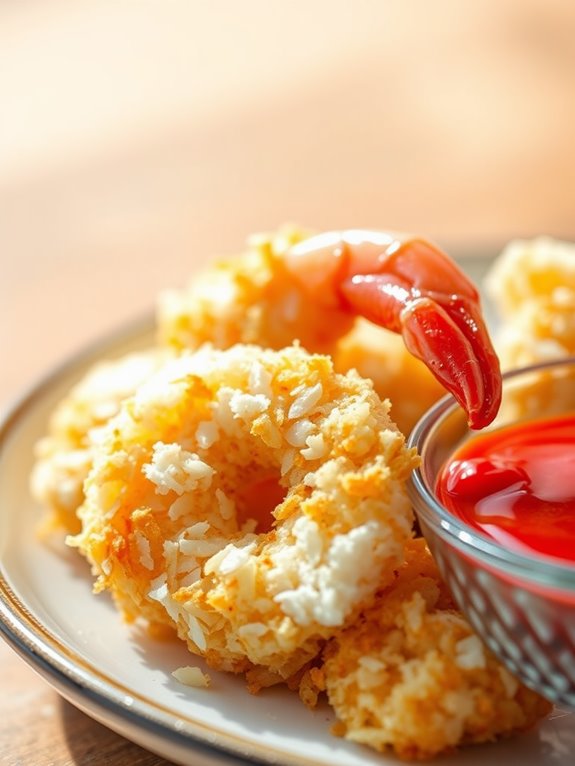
[{"left": 2, "top": 271, "right": 575, "bottom": 765}]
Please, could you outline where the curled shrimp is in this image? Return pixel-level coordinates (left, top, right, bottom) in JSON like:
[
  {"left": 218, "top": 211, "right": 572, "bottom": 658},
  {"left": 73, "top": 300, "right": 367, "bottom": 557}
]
[
  {"left": 285, "top": 230, "right": 502, "bottom": 429},
  {"left": 160, "top": 228, "right": 501, "bottom": 431},
  {"left": 35, "top": 227, "right": 501, "bottom": 539},
  {"left": 70, "top": 345, "right": 417, "bottom": 677}
]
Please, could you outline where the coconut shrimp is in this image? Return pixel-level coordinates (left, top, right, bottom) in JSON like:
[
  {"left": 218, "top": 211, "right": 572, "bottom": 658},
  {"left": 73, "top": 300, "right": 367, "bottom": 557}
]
[
  {"left": 159, "top": 228, "right": 501, "bottom": 433},
  {"left": 33, "top": 227, "right": 500, "bottom": 536},
  {"left": 485, "top": 237, "right": 575, "bottom": 370},
  {"left": 71, "top": 344, "right": 418, "bottom": 677},
  {"left": 298, "top": 538, "right": 551, "bottom": 760},
  {"left": 31, "top": 350, "right": 165, "bottom": 533}
]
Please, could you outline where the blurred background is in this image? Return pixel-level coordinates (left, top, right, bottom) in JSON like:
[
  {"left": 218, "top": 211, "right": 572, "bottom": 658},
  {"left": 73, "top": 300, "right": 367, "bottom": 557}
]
[{"left": 1, "top": 0, "right": 575, "bottom": 401}]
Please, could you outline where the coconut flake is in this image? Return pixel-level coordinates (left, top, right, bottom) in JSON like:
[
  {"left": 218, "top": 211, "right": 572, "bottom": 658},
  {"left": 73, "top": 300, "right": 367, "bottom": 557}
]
[
  {"left": 172, "top": 666, "right": 211, "bottom": 688},
  {"left": 179, "top": 538, "right": 225, "bottom": 558},
  {"left": 185, "top": 613, "right": 207, "bottom": 651},
  {"left": 301, "top": 433, "right": 326, "bottom": 460},
  {"left": 455, "top": 635, "right": 486, "bottom": 670},
  {"left": 134, "top": 531, "right": 154, "bottom": 570},
  {"left": 229, "top": 391, "right": 270, "bottom": 420},
  {"left": 249, "top": 363, "right": 273, "bottom": 398},
  {"left": 148, "top": 576, "right": 181, "bottom": 622},
  {"left": 271, "top": 518, "right": 397, "bottom": 627},
  {"left": 285, "top": 419, "right": 315, "bottom": 447},
  {"left": 195, "top": 420, "right": 219, "bottom": 449},
  {"left": 280, "top": 449, "right": 296, "bottom": 476},
  {"left": 143, "top": 442, "right": 214, "bottom": 495},
  {"left": 288, "top": 383, "right": 323, "bottom": 419},
  {"left": 168, "top": 494, "right": 195, "bottom": 521}
]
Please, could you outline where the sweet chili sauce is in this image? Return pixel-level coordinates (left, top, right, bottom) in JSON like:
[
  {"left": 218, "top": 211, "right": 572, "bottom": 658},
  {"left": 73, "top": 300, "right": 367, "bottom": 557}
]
[{"left": 436, "top": 413, "right": 575, "bottom": 565}]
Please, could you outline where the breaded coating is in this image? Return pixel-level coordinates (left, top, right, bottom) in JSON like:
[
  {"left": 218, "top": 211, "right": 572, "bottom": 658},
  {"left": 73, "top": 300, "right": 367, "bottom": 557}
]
[
  {"left": 157, "top": 227, "right": 443, "bottom": 435},
  {"left": 316, "top": 539, "right": 551, "bottom": 760},
  {"left": 485, "top": 237, "right": 575, "bottom": 370},
  {"left": 31, "top": 350, "right": 165, "bottom": 533},
  {"left": 335, "top": 321, "right": 444, "bottom": 437},
  {"left": 71, "top": 345, "right": 418, "bottom": 677}
]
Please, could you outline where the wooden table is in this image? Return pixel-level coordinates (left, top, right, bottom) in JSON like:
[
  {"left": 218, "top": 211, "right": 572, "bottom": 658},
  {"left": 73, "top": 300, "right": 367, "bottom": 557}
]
[{"left": 2, "top": 1, "right": 575, "bottom": 763}]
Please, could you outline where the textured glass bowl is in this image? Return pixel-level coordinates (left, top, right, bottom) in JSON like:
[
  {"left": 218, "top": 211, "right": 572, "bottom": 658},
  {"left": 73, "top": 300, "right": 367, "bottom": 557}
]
[{"left": 407, "top": 357, "right": 575, "bottom": 709}]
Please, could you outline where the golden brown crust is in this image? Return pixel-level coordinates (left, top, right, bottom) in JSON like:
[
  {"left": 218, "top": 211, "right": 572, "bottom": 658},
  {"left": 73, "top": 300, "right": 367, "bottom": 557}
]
[
  {"left": 157, "top": 227, "right": 443, "bottom": 434},
  {"left": 318, "top": 539, "right": 551, "bottom": 760},
  {"left": 71, "top": 344, "right": 417, "bottom": 678}
]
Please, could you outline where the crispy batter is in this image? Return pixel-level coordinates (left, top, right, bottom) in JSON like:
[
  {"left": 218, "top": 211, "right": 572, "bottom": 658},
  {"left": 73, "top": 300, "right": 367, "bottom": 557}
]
[
  {"left": 157, "top": 227, "right": 443, "bottom": 435},
  {"left": 316, "top": 539, "right": 551, "bottom": 760},
  {"left": 31, "top": 350, "right": 165, "bottom": 533},
  {"left": 71, "top": 344, "right": 417, "bottom": 677}
]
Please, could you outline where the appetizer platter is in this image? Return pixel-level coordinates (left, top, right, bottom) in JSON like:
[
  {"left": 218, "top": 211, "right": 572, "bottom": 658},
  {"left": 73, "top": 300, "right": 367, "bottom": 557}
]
[{"left": 1, "top": 229, "right": 574, "bottom": 764}]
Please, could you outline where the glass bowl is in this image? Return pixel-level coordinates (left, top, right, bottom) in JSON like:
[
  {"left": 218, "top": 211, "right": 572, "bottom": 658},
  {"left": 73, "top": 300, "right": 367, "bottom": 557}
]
[{"left": 407, "top": 357, "right": 575, "bottom": 709}]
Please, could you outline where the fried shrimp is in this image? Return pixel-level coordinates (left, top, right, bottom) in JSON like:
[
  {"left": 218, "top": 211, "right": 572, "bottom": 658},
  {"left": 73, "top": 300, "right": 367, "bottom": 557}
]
[
  {"left": 30, "top": 228, "right": 520, "bottom": 759},
  {"left": 31, "top": 350, "right": 164, "bottom": 533},
  {"left": 70, "top": 344, "right": 418, "bottom": 677},
  {"left": 308, "top": 538, "right": 551, "bottom": 760},
  {"left": 33, "top": 226, "right": 498, "bottom": 538},
  {"left": 485, "top": 237, "right": 575, "bottom": 370},
  {"left": 158, "top": 227, "right": 440, "bottom": 434}
]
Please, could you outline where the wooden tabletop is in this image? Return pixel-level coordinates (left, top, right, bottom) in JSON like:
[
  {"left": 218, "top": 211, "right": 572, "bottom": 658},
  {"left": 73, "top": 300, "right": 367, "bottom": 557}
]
[{"left": 2, "top": 1, "right": 575, "bottom": 763}]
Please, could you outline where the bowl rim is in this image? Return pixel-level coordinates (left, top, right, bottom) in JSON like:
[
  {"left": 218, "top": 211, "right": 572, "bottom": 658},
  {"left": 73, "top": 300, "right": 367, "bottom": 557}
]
[{"left": 407, "top": 355, "right": 575, "bottom": 589}]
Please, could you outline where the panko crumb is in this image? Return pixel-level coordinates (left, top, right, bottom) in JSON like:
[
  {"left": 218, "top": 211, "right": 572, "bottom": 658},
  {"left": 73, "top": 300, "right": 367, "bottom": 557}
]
[{"left": 172, "top": 666, "right": 211, "bottom": 688}]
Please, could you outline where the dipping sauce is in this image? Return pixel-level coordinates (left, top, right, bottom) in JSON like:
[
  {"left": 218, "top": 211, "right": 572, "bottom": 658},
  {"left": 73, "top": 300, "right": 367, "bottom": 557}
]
[{"left": 436, "top": 413, "right": 575, "bottom": 564}]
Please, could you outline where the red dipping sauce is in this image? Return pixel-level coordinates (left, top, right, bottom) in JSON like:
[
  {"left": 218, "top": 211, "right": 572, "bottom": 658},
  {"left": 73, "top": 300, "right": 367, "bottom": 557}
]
[{"left": 436, "top": 413, "right": 575, "bottom": 565}]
